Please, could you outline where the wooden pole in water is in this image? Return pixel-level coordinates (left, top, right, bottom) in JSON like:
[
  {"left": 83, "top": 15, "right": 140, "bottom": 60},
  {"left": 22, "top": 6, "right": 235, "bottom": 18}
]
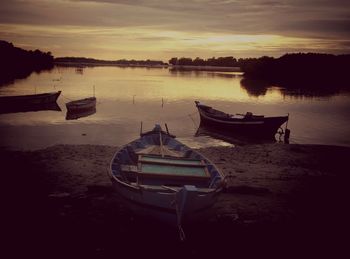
[
  {"left": 165, "top": 123, "right": 170, "bottom": 135},
  {"left": 140, "top": 121, "right": 143, "bottom": 136},
  {"left": 159, "top": 132, "right": 164, "bottom": 157},
  {"left": 284, "top": 128, "right": 290, "bottom": 144},
  {"left": 284, "top": 113, "right": 290, "bottom": 143},
  {"left": 285, "top": 113, "right": 289, "bottom": 130}
]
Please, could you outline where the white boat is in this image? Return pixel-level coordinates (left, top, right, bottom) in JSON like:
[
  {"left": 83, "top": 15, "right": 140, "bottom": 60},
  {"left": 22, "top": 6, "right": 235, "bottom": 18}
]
[{"left": 108, "top": 124, "right": 225, "bottom": 239}]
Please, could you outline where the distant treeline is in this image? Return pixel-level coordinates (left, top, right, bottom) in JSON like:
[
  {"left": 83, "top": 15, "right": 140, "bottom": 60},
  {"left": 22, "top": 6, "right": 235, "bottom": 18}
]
[
  {"left": 169, "top": 56, "right": 239, "bottom": 67},
  {"left": 0, "top": 40, "right": 54, "bottom": 86},
  {"left": 170, "top": 53, "right": 350, "bottom": 89},
  {"left": 240, "top": 53, "right": 350, "bottom": 84},
  {"left": 55, "top": 57, "right": 166, "bottom": 66},
  {"left": 2, "top": 38, "right": 350, "bottom": 93}
]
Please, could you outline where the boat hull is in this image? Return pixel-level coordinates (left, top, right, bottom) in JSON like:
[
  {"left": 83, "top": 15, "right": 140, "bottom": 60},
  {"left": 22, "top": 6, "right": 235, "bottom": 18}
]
[
  {"left": 0, "top": 91, "right": 61, "bottom": 114},
  {"left": 0, "top": 91, "right": 61, "bottom": 106},
  {"left": 196, "top": 102, "right": 288, "bottom": 138},
  {"left": 66, "top": 97, "right": 96, "bottom": 112},
  {"left": 108, "top": 125, "right": 224, "bottom": 224},
  {"left": 110, "top": 177, "right": 219, "bottom": 224}
]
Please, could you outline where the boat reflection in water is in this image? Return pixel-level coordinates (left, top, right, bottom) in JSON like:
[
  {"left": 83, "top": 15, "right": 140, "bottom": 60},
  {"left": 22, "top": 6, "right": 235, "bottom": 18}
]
[
  {"left": 65, "top": 96, "right": 97, "bottom": 120},
  {"left": 0, "top": 102, "right": 61, "bottom": 114},
  {"left": 195, "top": 101, "right": 289, "bottom": 141},
  {"left": 195, "top": 123, "right": 285, "bottom": 145},
  {"left": 66, "top": 107, "right": 96, "bottom": 120},
  {"left": 66, "top": 97, "right": 96, "bottom": 112}
]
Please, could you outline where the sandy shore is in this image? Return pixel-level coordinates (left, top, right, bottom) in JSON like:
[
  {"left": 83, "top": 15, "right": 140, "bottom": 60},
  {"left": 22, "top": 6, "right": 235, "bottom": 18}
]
[{"left": 2, "top": 143, "right": 349, "bottom": 257}]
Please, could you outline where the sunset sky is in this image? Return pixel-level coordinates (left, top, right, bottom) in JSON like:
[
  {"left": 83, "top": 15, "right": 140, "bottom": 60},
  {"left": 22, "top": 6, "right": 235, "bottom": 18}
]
[{"left": 0, "top": 0, "right": 349, "bottom": 61}]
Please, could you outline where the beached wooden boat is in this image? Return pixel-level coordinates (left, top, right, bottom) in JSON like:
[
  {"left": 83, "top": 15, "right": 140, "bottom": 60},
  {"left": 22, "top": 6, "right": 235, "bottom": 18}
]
[
  {"left": 0, "top": 91, "right": 61, "bottom": 107},
  {"left": 108, "top": 124, "right": 225, "bottom": 236},
  {"left": 65, "top": 97, "right": 96, "bottom": 112},
  {"left": 195, "top": 101, "right": 289, "bottom": 138}
]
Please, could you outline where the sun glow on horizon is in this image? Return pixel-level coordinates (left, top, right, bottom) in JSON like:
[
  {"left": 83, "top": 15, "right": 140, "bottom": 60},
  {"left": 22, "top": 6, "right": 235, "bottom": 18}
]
[{"left": 0, "top": 22, "right": 344, "bottom": 61}]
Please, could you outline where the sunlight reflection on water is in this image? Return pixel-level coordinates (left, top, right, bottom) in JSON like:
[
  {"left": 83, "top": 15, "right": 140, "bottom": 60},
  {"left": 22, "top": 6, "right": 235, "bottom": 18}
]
[{"left": 0, "top": 66, "right": 349, "bottom": 150}]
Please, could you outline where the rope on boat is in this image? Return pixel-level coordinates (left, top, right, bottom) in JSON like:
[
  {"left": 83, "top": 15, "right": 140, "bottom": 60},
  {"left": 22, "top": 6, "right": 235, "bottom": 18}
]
[
  {"left": 159, "top": 131, "right": 165, "bottom": 158},
  {"left": 188, "top": 112, "right": 199, "bottom": 129},
  {"left": 60, "top": 93, "right": 74, "bottom": 102},
  {"left": 162, "top": 185, "right": 187, "bottom": 241},
  {"left": 173, "top": 192, "right": 186, "bottom": 241},
  {"left": 60, "top": 93, "right": 103, "bottom": 106}
]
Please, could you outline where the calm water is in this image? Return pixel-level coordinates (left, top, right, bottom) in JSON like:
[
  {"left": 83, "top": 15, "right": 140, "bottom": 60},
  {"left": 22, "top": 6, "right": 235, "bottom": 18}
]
[{"left": 0, "top": 66, "right": 349, "bottom": 150}]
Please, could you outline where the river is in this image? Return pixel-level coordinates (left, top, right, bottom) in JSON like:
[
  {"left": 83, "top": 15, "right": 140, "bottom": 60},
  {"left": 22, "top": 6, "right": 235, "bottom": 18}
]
[{"left": 0, "top": 66, "right": 349, "bottom": 150}]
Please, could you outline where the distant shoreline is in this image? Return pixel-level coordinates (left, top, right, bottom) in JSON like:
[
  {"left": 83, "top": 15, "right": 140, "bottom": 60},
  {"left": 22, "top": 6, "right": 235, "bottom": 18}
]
[
  {"left": 54, "top": 61, "right": 169, "bottom": 68},
  {"left": 55, "top": 61, "right": 242, "bottom": 72},
  {"left": 170, "top": 65, "right": 241, "bottom": 72}
]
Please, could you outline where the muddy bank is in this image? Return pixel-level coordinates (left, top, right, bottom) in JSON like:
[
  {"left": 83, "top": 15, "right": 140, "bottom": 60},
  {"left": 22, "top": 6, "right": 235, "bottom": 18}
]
[{"left": 2, "top": 143, "right": 349, "bottom": 258}]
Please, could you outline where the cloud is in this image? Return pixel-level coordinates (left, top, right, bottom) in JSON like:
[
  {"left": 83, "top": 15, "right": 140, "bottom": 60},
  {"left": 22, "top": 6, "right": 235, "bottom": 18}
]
[
  {"left": 1, "top": 0, "right": 349, "bottom": 38},
  {"left": 282, "top": 19, "right": 350, "bottom": 38},
  {"left": 0, "top": 0, "right": 349, "bottom": 59}
]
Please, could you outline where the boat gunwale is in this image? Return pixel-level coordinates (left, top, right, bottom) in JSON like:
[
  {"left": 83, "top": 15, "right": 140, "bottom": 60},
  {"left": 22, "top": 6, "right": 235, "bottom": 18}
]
[
  {"left": 66, "top": 97, "right": 96, "bottom": 110},
  {"left": 108, "top": 129, "right": 225, "bottom": 194},
  {"left": 196, "top": 102, "right": 288, "bottom": 125},
  {"left": 66, "top": 97, "right": 96, "bottom": 105},
  {"left": 0, "top": 91, "right": 61, "bottom": 100}
]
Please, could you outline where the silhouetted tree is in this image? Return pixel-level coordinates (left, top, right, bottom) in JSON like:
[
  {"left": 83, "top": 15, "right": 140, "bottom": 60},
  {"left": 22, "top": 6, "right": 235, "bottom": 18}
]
[
  {"left": 168, "top": 57, "right": 178, "bottom": 65},
  {"left": 192, "top": 57, "right": 205, "bottom": 66},
  {"left": 240, "top": 53, "right": 350, "bottom": 91},
  {"left": 177, "top": 57, "right": 193, "bottom": 66},
  {"left": 0, "top": 40, "right": 54, "bottom": 86},
  {"left": 55, "top": 57, "right": 166, "bottom": 66}
]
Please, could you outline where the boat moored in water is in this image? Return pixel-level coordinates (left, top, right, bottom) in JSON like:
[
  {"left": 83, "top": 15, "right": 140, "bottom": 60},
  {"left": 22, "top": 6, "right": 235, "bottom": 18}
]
[
  {"left": 0, "top": 91, "right": 61, "bottom": 114},
  {"left": 0, "top": 91, "right": 61, "bottom": 106},
  {"left": 65, "top": 97, "right": 96, "bottom": 112},
  {"left": 195, "top": 101, "right": 289, "bottom": 139}
]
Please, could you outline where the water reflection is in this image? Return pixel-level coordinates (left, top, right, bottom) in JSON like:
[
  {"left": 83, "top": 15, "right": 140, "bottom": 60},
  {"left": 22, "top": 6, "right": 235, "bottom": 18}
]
[
  {"left": 66, "top": 107, "right": 96, "bottom": 120},
  {"left": 74, "top": 66, "right": 85, "bottom": 75},
  {"left": 195, "top": 124, "right": 282, "bottom": 145},
  {"left": 0, "top": 102, "right": 61, "bottom": 114},
  {"left": 0, "top": 66, "right": 349, "bottom": 150},
  {"left": 0, "top": 66, "right": 55, "bottom": 88},
  {"left": 169, "top": 68, "right": 242, "bottom": 79},
  {"left": 240, "top": 77, "right": 346, "bottom": 98},
  {"left": 240, "top": 78, "right": 270, "bottom": 97}
]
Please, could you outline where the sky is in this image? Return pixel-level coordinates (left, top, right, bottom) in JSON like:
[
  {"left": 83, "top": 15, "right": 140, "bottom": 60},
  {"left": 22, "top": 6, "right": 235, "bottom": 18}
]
[{"left": 0, "top": 0, "right": 349, "bottom": 61}]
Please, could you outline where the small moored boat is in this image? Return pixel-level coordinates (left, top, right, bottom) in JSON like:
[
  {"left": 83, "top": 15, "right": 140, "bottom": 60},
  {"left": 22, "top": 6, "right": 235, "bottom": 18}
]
[
  {"left": 0, "top": 91, "right": 61, "bottom": 114},
  {"left": 195, "top": 101, "right": 289, "bottom": 139},
  {"left": 65, "top": 97, "right": 96, "bottom": 112},
  {"left": 0, "top": 91, "right": 61, "bottom": 106},
  {"left": 108, "top": 124, "right": 225, "bottom": 238}
]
